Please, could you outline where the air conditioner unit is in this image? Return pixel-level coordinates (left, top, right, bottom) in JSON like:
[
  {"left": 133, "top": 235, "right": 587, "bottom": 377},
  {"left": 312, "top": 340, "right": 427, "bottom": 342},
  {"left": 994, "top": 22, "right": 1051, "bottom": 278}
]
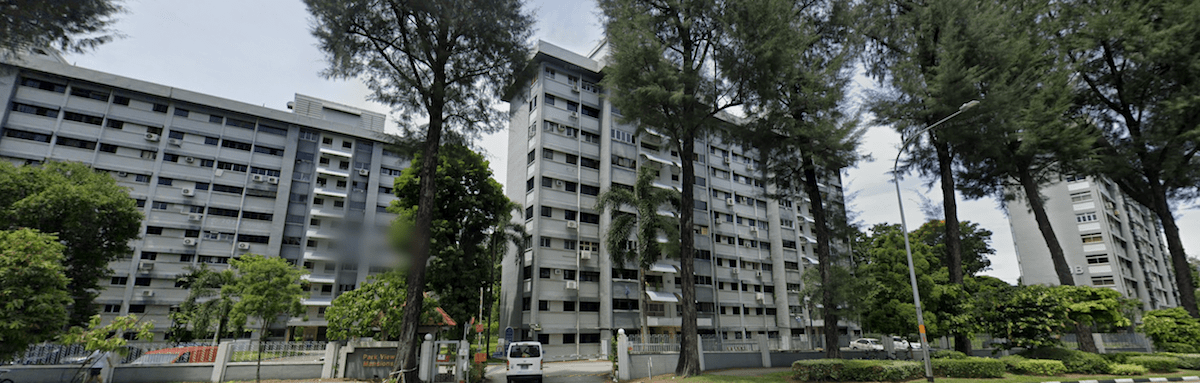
[
  {"left": 723, "top": 157, "right": 731, "bottom": 164},
  {"left": 566, "top": 221, "right": 579, "bottom": 229},
  {"left": 571, "top": 84, "right": 580, "bottom": 93},
  {"left": 138, "top": 262, "right": 154, "bottom": 270},
  {"left": 145, "top": 133, "right": 160, "bottom": 142},
  {"left": 237, "top": 242, "right": 251, "bottom": 250},
  {"left": 726, "top": 198, "right": 735, "bottom": 205},
  {"left": 569, "top": 111, "right": 579, "bottom": 119},
  {"left": 184, "top": 156, "right": 195, "bottom": 163},
  {"left": 252, "top": 174, "right": 266, "bottom": 182},
  {"left": 756, "top": 270, "right": 763, "bottom": 278},
  {"left": 182, "top": 238, "right": 197, "bottom": 246},
  {"left": 750, "top": 227, "right": 759, "bottom": 235},
  {"left": 579, "top": 250, "right": 593, "bottom": 260},
  {"left": 214, "top": 169, "right": 224, "bottom": 177},
  {"left": 142, "top": 290, "right": 156, "bottom": 297},
  {"left": 168, "top": 138, "right": 182, "bottom": 146},
  {"left": 566, "top": 280, "right": 578, "bottom": 289},
  {"left": 116, "top": 171, "right": 128, "bottom": 177},
  {"left": 358, "top": 169, "right": 370, "bottom": 176},
  {"left": 555, "top": 180, "right": 564, "bottom": 187},
  {"left": 267, "top": 176, "right": 279, "bottom": 184},
  {"left": 188, "top": 213, "right": 202, "bottom": 221},
  {"left": 557, "top": 125, "right": 566, "bottom": 132},
  {"left": 747, "top": 164, "right": 756, "bottom": 171},
  {"left": 181, "top": 187, "right": 195, "bottom": 196},
  {"left": 731, "top": 268, "right": 739, "bottom": 275},
  {"left": 755, "top": 292, "right": 765, "bottom": 301}
]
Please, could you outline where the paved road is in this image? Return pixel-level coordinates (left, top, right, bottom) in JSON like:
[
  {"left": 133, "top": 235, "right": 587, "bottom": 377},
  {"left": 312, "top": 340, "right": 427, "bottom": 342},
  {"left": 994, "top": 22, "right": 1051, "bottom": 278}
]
[{"left": 485, "top": 360, "right": 611, "bottom": 383}]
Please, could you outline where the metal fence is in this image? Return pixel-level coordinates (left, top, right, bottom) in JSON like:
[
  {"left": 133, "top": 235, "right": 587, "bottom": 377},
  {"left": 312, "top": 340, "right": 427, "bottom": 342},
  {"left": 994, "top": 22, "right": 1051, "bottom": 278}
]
[
  {"left": 227, "top": 341, "right": 326, "bottom": 362},
  {"left": 7, "top": 341, "right": 219, "bottom": 366}
]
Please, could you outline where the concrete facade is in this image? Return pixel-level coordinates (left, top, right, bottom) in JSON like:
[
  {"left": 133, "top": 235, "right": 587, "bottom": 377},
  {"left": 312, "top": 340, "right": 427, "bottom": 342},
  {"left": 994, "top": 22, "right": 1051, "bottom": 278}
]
[
  {"left": 0, "top": 50, "right": 406, "bottom": 340},
  {"left": 1006, "top": 176, "right": 1179, "bottom": 310},
  {"left": 498, "top": 41, "right": 849, "bottom": 359}
]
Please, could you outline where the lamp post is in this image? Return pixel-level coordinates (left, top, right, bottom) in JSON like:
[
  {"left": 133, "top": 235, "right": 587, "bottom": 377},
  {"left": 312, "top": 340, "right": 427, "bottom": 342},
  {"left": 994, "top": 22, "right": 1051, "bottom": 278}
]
[{"left": 893, "top": 100, "right": 979, "bottom": 382}]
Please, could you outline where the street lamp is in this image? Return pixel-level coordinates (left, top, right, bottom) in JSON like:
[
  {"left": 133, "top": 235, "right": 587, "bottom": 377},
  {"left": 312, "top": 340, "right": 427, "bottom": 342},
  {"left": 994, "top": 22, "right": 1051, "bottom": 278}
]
[{"left": 892, "top": 100, "right": 979, "bottom": 382}]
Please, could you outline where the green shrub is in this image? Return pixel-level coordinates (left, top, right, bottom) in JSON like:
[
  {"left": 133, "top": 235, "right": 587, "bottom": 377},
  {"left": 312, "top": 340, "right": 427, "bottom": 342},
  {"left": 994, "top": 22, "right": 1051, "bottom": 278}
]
[
  {"left": 1127, "top": 355, "right": 1178, "bottom": 372},
  {"left": 931, "top": 350, "right": 968, "bottom": 359},
  {"left": 1020, "top": 347, "right": 1110, "bottom": 374},
  {"left": 998, "top": 355, "right": 1026, "bottom": 371},
  {"left": 842, "top": 360, "right": 924, "bottom": 382},
  {"left": 793, "top": 359, "right": 846, "bottom": 381},
  {"left": 1013, "top": 359, "right": 1066, "bottom": 376},
  {"left": 1159, "top": 342, "right": 1198, "bottom": 353},
  {"left": 1110, "top": 363, "right": 1148, "bottom": 375},
  {"left": 931, "top": 357, "right": 1006, "bottom": 378},
  {"left": 1165, "top": 353, "right": 1200, "bottom": 369},
  {"left": 1101, "top": 351, "right": 1146, "bottom": 364}
]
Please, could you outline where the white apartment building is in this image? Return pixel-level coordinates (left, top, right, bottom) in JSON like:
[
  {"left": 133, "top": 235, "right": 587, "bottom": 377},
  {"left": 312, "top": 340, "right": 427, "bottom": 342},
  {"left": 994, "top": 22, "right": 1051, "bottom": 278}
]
[
  {"left": 498, "top": 41, "right": 851, "bottom": 358},
  {"left": 1007, "top": 176, "right": 1178, "bottom": 310},
  {"left": 0, "top": 50, "right": 406, "bottom": 341}
]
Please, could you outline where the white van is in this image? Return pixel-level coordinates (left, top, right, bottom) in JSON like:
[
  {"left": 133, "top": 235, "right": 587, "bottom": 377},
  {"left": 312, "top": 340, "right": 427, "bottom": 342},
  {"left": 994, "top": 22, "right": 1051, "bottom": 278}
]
[{"left": 505, "top": 341, "right": 543, "bottom": 383}]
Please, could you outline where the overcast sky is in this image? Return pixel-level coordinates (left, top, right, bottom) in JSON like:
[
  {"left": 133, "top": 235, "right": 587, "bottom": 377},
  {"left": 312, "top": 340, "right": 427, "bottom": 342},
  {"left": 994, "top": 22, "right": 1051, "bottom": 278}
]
[{"left": 64, "top": 0, "right": 1200, "bottom": 284}]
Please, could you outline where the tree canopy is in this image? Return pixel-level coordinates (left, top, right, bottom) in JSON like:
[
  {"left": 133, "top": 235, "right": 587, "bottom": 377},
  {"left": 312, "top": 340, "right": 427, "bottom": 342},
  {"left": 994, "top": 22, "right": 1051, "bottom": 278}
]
[
  {"left": 169, "top": 264, "right": 237, "bottom": 343},
  {"left": 0, "top": 161, "right": 142, "bottom": 327},
  {"left": 391, "top": 144, "right": 510, "bottom": 326},
  {"left": 304, "top": 1, "right": 533, "bottom": 377},
  {"left": 326, "top": 270, "right": 439, "bottom": 341},
  {"left": 0, "top": 228, "right": 72, "bottom": 361},
  {"left": 227, "top": 254, "right": 308, "bottom": 383},
  {"left": 0, "top": 0, "right": 123, "bottom": 55}
]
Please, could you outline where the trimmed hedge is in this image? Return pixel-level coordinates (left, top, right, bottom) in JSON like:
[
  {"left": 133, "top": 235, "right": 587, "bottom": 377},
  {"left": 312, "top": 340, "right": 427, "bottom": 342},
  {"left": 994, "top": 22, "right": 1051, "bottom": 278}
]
[
  {"left": 1159, "top": 342, "right": 1198, "bottom": 353},
  {"left": 1110, "top": 363, "right": 1149, "bottom": 375},
  {"left": 1021, "top": 347, "right": 1110, "bottom": 374},
  {"left": 931, "top": 350, "right": 968, "bottom": 359},
  {"left": 791, "top": 359, "right": 923, "bottom": 382},
  {"left": 931, "top": 357, "right": 1006, "bottom": 378},
  {"left": 1127, "top": 355, "right": 1178, "bottom": 372},
  {"left": 998, "top": 355, "right": 1026, "bottom": 372},
  {"left": 1175, "top": 353, "right": 1200, "bottom": 369},
  {"left": 1013, "top": 359, "right": 1066, "bottom": 376},
  {"left": 1101, "top": 351, "right": 1147, "bottom": 364}
]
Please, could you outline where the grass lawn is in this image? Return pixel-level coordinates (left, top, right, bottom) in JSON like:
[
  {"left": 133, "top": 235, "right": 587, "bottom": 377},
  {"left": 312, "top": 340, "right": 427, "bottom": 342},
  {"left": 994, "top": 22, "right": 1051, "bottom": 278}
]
[{"left": 622, "top": 369, "right": 1200, "bottom": 383}]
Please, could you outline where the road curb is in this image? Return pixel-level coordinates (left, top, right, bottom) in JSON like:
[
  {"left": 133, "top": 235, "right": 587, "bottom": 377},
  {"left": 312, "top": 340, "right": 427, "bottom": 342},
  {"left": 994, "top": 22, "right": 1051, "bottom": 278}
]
[{"left": 1043, "top": 376, "right": 1200, "bottom": 383}]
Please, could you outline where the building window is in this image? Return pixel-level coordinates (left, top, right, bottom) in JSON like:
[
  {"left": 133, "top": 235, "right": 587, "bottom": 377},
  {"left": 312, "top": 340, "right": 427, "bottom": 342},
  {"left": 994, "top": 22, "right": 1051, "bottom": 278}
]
[
  {"left": 1076, "top": 212, "right": 1097, "bottom": 223},
  {"left": 1086, "top": 254, "right": 1110, "bottom": 264},
  {"left": 1071, "top": 191, "right": 1093, "bottom": 203},
  {"left": 540, "top": 237, "right": 552, "bottom": 248},
  {"left": 111, "top": 277, "right": 128, "bottom": 285},
  {"left": 1091, "top": 276, "right": 1115, "bottom": 286},
  {"left": 1081, "top": 233, "right": 1104, "bottom": 244},
  {"left": 579, "top": 302, "right": 600, "bottom": 312}
]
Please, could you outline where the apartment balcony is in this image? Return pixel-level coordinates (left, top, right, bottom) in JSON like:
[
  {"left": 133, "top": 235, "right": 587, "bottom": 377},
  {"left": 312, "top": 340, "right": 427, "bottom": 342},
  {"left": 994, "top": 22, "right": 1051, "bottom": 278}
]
[
  {"left": 317, "top": 166, "right": 351, "bottom": 178},
  {"left": 303, "top": 274, "right": 336, "bottom": 284},
  {"left": 302, "top": 296, "right": 333, "bottom": 306},
  {"left": 314, "top": 186, "right": 349, "bottom": 198},
  {"left": 303, "top": 250, "right": 338, "bottom": 262},
  {"left": 311, "top": 207, "right": 345, "bottom": 218}
]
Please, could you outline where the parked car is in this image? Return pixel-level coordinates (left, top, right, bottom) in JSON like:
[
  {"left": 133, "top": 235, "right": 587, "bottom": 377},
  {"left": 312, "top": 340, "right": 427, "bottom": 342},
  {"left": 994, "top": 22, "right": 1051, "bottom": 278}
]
[
  {"left": 128, "top": 346, "right": 219, "bottom": 365},
  {"left": 505, "top": 341, "right": 543, "bottom": 383},
  {"left": 849, "top": 338, "right": 883, "bottom": 351},
  {"left": 892, "top": 336, "right": 923, "bottom": 350}
]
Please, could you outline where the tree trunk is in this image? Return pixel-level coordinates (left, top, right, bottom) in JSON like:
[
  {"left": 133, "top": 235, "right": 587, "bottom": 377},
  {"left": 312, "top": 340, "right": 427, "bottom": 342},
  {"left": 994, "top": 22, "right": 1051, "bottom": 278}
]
[
  {"left": 257, "top": 321, "right": 267, "bottom": 383},
  {"left": 803, "top": 155, "right": 840, "bottom": 359},
  {"left": 1017, "top": 168, "right": 1100, "bottom": 352},
  {"left": 638, "top": 267, "right": 650, "bottom": 340},
  {"left": 392, "top": 79, "right": 447, "bottom": 382},
  {"left": 933, "top": 139, "right": 972, "bottom": 355},
  {"left": 1150, "top": 184, "right": 1199, "bottom": 317},
  {"left": 675, "top": 136, "right": 701, "bottom": 377},
  {"left": 1017, "top": 169, "right": 1075, "bottom": 286}
]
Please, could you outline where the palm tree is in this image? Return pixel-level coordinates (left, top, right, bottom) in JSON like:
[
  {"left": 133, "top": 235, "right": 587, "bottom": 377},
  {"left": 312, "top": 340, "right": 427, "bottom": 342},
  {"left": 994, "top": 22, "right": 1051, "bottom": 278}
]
[
  {"left": 595, "top": 164, "right": 681, "bottom": 340},
  {"left": 485, "top": 203, "right": 526, "bottom": 354},
  {"left": 173, "top": 264, "right": 237, "bottom": 343}
]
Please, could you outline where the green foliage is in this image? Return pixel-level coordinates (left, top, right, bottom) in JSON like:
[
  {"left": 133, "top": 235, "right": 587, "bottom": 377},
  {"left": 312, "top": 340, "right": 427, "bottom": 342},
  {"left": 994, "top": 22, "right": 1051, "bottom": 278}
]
[
  {"left": 61, "top": 314, "right": 153, "bottom": 354},
  {"left": 1102, "top": 352, "right": 1147, "bottom": 364},
  {"left": 977, "top": 285, "right": 1069, "bottom": 350},
  {"left": 0, "top": 0, "right": 123, "bottom": 54},
  {"left": 0, "top": 228, "right": 72, "bottom": 361},
  {"left": 791, "top": 359, "right": 922, "bottom": 382},
  {"left": 998, "top": 355, "right": 1025, "bottom": 371},
  {"left": 169, "top": 264, "right": 237, "bottom": 342},
  {"left": 0, "top": 161, "right": 143, "bottom": 326},
  {"left": 912, "top": 220, "right": 995, "bottom": 276},
  {"left": 326, "top": 270, "right": 439, "bottom": 340},
  {"left": 1013, "top": 359, "right": 1066, "bottom": 376},
  {"left": 1109, "top": 363, "right": 1148, "bottom": 376},
  {"left": 596, "top": 165, "right": 680, "bottom": 270},
  {"left": 1140, "top": 308, "right": 1200, "bottom": 352},
  {"left": 930, "top": 357, "right": 1006, "bottom": 378},
  {"left": 931, "top": 350, "right": 968, "bottom": 360},
  {"left": 227, "top": 254, "right": 308, "bottom": 334},
  {"left": 1163, "top": 353, "right": 1200, "bottom": 369},
  {"left": 1127, "top": 356, "right": 1179, "bottom": 373},
  {"left": 392, "top": 145, "right": 510, "bottom": 325},
  {"left": 1048, "top": 285, "right": 1132, "bottom": 328},
  {"left": 1021, "top": 348, "right": 1110, "bottom": 374}
]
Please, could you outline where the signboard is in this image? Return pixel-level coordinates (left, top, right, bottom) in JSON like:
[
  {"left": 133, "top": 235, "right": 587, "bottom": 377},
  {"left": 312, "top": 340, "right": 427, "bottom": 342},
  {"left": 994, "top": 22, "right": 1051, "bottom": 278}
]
[
  {"left": 505, "top": 327, "right": 514, "bottom": 344},
  {"left": 345, "top": 347, "right": 398, "bottom": 380}
]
